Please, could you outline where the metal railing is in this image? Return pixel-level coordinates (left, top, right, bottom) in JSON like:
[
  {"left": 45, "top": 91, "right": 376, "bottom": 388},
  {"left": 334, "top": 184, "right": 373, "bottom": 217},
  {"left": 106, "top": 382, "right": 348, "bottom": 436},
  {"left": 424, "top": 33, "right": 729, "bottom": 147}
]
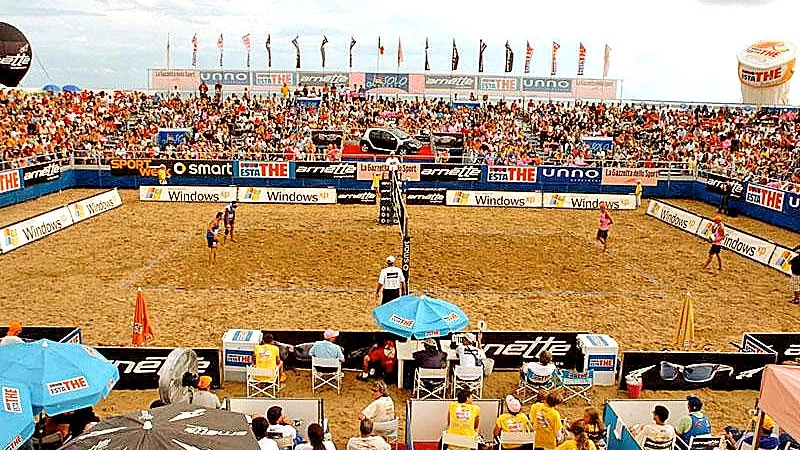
[{"left": 0, "top": 152, "right": 72, "bottom": 172}]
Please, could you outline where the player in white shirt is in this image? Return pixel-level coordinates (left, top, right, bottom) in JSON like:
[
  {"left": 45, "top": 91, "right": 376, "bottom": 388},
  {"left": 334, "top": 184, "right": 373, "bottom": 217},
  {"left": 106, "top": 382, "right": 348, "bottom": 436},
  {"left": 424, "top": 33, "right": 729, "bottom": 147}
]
[
  {"left": 376, "top": 255, "right": 406, "bottom": 305},
  {"left": 385, "top": 151, "right": 400, "bottom": 180}
]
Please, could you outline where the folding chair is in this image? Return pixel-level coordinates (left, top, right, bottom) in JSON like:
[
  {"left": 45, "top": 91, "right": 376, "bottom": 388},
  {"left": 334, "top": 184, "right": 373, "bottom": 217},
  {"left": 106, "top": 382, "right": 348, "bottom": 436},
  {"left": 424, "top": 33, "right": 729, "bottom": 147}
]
[
  {"left": 516, "top": 368, "right": 556, "bottom": 404},
  {"left": 414, "top": 368, "right": 448, "bottom": 399},
  {"left": 441, "top": 431, "right": 480, "bottom": 450},
  {"left": 246, "top": 366, "right": 281, "bottom": 398},
  {"left": 267, "top": 431, "right": 295, "bottom": 450},
  {"left": 311, "top": 357, "right": 342, "bottom": 395},
  {"left": 643, "top": 437, "right": 676, "bottom": 450},
  {"left": 558, "top": 368, "right": 593, "bottom": 404},
  {"left": 374, "top": 417, "right": 400, "bottom": 449},
  {"left": 452, "top": 365, "right": 484, "bottom": 399},
  {"left": 498, "top": 431, "right": 536, "bottom": 450}
]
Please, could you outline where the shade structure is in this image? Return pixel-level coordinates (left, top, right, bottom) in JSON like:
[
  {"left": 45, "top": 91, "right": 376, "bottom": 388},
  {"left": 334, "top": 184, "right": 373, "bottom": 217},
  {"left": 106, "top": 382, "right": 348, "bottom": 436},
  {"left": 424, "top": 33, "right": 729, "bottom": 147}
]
[
  {"left": 0, "top": 339, "right": 119, "bottom": 415},
  {"left": 759, "top": 364, "right": 800, "bottom": 441},
  {"left": 0, "top": 378, "right": 35, "bottom": 450},
  {"left": 674, "top": 293, "right": 695, "bottom": 349},
  {"left": 62, "top": 84, "right": 81, "bottom": 92},
  {"left": 42, "top": 84, "right": 60, "bottom": 92},
  {"left": 60, "top": 403, "right": 260, "bottom": 450},
  {"left": 372, "top": 294, "right": 469, "bottom": 339}
]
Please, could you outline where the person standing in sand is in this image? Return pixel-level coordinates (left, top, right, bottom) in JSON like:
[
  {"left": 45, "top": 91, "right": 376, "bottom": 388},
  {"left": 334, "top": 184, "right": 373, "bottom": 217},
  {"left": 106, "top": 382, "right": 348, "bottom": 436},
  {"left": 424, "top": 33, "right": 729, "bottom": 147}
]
[{"left": 596, "top": 203, "right": 613, "bottom": 252}]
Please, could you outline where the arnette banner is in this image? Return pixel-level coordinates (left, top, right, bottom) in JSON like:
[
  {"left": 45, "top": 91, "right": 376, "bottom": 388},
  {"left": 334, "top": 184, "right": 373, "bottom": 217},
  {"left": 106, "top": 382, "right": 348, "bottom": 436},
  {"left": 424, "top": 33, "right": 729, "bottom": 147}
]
[
  {"left": 139, "top": 186, "right": 236, "bottom": 203},
  {"left": 405, "top": 188, "right": 446, "bottom": 205},
  {"left": 235, "top": 161, "right": 290, "bottom": 179},
  {"left": 544, "top": 193, "right": 636, "bottom": 210},
  {"left": 237, "top": 187, "right": 336, "bottom": 204},
  {"left": 424, "top": 74, "right": 476, "bottom": 90},
  {"left": 297, "top": 72, "right": 349, "bottom": 87},
  {"left": 701, "top": 171, "right": 744, "bottom": 198},
  {"left": 95, "top": 347, "right": 221, "bottom": 390},
  {"left": 294, "top": 161, "right": 357, "bottom": 180},
  {"left": 619, "top": 350, "right": 776, "bottom": 391},
  {"left": 420, "top": 164, "right": 482, "bottom": 182},
  {"left": 356, "top": 162, "right": 421, "bottom": 182},
  {"left": 742, "top": 333, "right": 800, "bottom": 364},
  {"left": 446, "top": 190, "right": 542, "bottom": 208},
  {"left": 22, "top": 162, "right": 61, "bottom": 186},
  {"left": 337, "top": 189, "right": 377, "bottom": 205},
  {"left": 537, "top": 166, "right": 602, "bottom": 184},
  {"left": 601, "top": 167, "right": 659, "bottom": 186},
  {"left": 486, "top": 166, "right": 537, "bottom": 183}
]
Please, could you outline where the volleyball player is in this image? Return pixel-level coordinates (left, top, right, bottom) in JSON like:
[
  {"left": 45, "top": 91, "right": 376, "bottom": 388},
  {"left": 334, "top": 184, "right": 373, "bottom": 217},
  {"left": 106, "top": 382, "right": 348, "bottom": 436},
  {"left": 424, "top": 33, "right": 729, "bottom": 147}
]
[
  {"left": 703, "top": 215, "right": 725, "bottom": 271},
  {"left": 223, "top": 200, "right": 238, "bottom": 244},
  {"left": 207, "top": 211, "right": 223, "bottom": 267},
  {"left": 596, "top": 202, "right": 613, "bottom": 252}
]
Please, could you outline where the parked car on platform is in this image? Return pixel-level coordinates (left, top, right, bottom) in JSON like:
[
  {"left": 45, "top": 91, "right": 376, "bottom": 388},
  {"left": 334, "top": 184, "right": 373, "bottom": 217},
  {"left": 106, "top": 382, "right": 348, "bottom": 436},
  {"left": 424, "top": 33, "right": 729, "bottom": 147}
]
[{"left": 360, "top": 128, "right": 423, "bottom": 155}]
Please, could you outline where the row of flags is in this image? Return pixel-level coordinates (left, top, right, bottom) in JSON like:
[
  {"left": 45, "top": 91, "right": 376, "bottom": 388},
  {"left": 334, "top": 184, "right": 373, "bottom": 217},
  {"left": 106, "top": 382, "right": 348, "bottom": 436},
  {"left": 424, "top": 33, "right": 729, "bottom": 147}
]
[{"left": 181, "top": 34, "right": 612, "bottom": 76}]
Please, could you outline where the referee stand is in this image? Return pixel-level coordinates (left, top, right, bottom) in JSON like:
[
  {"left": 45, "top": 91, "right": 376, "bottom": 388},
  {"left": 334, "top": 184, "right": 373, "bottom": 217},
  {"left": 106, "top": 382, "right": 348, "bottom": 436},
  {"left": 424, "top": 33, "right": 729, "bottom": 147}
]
[{"left": 377, "top": 171, "right": 411, "bottom": 289}]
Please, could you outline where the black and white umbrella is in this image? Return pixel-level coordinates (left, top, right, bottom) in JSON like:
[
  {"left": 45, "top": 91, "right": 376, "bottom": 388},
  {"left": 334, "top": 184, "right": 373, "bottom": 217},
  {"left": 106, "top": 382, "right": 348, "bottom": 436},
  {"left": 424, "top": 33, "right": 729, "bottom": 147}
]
[{"left": 61, "top": 404, "right": 259, "bottom": 450}]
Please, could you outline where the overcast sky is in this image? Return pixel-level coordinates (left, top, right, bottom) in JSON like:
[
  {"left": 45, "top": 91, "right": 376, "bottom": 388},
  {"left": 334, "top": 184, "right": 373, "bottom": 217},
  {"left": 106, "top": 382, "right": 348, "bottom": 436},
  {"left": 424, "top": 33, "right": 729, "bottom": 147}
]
[{"left": 2, "top": 0, "right": 799, "bottom": 103}]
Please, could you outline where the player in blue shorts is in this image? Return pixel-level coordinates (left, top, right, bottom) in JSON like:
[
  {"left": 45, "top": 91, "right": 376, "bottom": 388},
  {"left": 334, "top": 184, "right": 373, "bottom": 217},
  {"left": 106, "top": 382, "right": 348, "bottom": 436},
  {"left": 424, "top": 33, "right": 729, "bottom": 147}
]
[
  {"left": 223, "top": 200, "right": 238, "bottom": 244},
  {"left": 207, "top": 211, "right": 223, "bottom": 267}
]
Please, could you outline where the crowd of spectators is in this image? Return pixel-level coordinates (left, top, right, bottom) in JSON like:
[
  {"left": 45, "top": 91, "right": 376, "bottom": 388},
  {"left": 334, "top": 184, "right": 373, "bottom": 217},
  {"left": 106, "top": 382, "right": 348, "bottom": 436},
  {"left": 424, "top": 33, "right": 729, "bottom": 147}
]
[{"left": 2, "top": 87, "right": 800, "bottom": 185}]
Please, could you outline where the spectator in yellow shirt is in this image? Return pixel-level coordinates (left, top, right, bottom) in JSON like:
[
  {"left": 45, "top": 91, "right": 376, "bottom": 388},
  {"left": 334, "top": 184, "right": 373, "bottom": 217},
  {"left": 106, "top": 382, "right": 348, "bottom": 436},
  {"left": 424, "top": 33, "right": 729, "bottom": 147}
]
[
  {"left": 494, "top": 395, "right": 533, "bottom": 450},
  {"left": 254, "top": 333, "right": 284, "bottom": 382},
  {"left": 444, "top": 388, "right": 482, "bottom": 449},
  {"left": 555, "top": 420, "right": 596, "bottom": 450},
  {"left": 530, "top": 391, "right": 564, "bottom": 450}
]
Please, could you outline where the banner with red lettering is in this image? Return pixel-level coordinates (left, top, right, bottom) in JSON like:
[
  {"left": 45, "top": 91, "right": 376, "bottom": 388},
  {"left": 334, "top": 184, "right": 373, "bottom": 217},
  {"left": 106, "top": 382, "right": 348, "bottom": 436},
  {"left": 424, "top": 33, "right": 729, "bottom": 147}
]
[{"left": 0, "top": 169, "right": 21, "bottom": 194}]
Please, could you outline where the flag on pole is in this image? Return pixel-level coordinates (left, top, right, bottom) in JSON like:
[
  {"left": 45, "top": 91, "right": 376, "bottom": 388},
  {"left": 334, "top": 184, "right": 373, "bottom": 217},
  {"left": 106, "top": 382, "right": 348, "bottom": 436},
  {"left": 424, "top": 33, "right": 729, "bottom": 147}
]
[
  {"left": 424, "top": 38, "right": 430, "bottom": 71},
  {"left": 292, "top": 36, "right": 300, "bottom": 69},
  {"left": 378, "top": 36, "right": 384, "bottom": 55},
  {"left": 451, "top": 39, "right": 459, "bottom": 71},
  {"left": 603, "top": 44, "right": 611, "bottom": 77},
  {"left": 320, "top": 35, "right": 329, "bottom": 68},
  {"left": 217, "top": 34, "right": 224, "bottom": 68},
  {"left": 551, "top": 41, "right": 560, "bottom": 76},
  {"left": 478, "top": 39, "right": 487, "bottom": 73},
  {"left": 504, "top": 40, "right": 514, "bottom": 73},
  {"left": 191, "top": 33, "right": 198, "bottom": 67},
  {"left": 397, "top": 37, "right": 403, "bottom": 69},
  {"left": 349, "top": 36, "right": 356, "bottom": 68},
  {"left": 166, "top": 33, "right": 171, "bottom": 69},
  {"left": 242, "top": 34, "right": 251, "bottom": 68},
  {"left": 266, "top": 34, "right": 271, "bottom": 68},
  {"left": 577, "top": 42, "right": 586, "bottom": 76},
  {"left": 132, "top": 288, "right": 155, "bottom": 346},
  {"left": 524, "top": 41, "right": 533, "bottom": 74}
]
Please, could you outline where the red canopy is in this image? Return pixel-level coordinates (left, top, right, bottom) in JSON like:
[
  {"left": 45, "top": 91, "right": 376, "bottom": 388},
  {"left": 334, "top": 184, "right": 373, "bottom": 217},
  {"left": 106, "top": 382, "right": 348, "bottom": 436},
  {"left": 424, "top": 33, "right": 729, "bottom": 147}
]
[{"left": 759, "top": 364, "right": 800, "bottom": 439}]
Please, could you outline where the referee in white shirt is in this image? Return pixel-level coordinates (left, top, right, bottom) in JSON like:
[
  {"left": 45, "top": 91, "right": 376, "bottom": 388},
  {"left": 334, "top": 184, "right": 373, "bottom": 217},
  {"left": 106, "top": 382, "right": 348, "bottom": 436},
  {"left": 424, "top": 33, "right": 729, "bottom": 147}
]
[
  {"left": 386, "top": 151, "right": 400, "bottom": 180},
  {"left": 376, "top": 255, "right": 406, "bottom": 304}
]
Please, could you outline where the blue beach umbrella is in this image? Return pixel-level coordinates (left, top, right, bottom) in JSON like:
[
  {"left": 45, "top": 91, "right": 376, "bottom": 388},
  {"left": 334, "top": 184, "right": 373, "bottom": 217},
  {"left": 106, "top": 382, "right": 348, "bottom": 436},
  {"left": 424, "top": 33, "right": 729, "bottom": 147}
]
[
  {"left": 0, "top": 378, "right": 35, "bottom": 450},
  {"left": 0, "top": 340, "right": 119, "bottom": 415},
  {"left": 62, "top": 84, "right": 81, "bottom": 93},
  {"left": 372, "top": 294, "right": 469, "bottom": 339},
  {"left": 42, "top": 84, "right": 60, "bottom": 93}
]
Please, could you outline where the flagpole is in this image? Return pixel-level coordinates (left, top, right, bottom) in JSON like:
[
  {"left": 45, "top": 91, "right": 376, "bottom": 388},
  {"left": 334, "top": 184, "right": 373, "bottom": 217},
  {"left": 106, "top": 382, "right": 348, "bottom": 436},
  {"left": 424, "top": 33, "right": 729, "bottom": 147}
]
[{"left": 166, "top": 33, "right": 170, "bottom": 69}]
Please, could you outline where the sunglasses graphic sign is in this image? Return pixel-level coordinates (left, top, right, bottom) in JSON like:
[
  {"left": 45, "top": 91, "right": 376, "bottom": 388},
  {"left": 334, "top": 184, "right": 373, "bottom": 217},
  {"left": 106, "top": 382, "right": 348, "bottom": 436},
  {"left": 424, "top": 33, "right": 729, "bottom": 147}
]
[{"left": 619, "top": 351, "right": 776, "bottom": 391}]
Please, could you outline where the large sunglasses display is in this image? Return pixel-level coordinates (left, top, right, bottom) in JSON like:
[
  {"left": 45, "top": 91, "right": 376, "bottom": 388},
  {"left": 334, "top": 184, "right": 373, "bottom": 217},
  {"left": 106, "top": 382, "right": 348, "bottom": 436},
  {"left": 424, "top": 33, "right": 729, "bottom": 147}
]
[{"left": 659, "top": 361, "right": 734, "bottom": 383}]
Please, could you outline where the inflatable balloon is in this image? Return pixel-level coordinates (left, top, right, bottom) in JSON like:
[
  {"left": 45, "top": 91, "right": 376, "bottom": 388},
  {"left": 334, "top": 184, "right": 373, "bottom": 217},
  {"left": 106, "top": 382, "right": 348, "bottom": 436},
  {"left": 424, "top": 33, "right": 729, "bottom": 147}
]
[
  {"left": 738, "top": 40, "right": 796, "bottom": 105},
  {"left": 0, "top": 22, "right": 32, "bottom": 87}
]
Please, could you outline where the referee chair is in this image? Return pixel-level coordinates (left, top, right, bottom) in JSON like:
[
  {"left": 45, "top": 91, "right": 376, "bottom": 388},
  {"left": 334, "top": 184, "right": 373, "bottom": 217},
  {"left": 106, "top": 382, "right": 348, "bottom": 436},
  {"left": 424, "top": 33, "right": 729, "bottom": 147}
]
[{"left": 375, "top": 255, "right": 406, "bottom": 305}]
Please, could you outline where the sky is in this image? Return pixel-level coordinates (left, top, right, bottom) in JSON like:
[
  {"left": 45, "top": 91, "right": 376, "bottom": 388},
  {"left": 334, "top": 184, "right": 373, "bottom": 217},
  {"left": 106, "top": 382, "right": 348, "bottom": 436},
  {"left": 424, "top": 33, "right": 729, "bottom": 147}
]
[{"left": 1, "top": 0, "right": 799, "bottom": 104}]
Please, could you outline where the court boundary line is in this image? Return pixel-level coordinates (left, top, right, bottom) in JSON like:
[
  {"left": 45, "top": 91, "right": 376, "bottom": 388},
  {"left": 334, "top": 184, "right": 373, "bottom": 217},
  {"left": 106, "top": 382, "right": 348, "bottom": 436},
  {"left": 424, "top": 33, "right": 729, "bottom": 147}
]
[{"left": 120, "top": 229, "right": 196, "bottom": 289}]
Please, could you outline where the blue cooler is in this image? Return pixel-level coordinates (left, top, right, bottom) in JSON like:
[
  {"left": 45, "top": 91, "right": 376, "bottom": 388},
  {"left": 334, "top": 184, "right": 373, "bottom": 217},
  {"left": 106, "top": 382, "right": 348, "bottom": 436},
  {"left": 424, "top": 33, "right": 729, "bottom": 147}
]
[{"left": 577, "top": 334, "right": 618, "bottom": 386}]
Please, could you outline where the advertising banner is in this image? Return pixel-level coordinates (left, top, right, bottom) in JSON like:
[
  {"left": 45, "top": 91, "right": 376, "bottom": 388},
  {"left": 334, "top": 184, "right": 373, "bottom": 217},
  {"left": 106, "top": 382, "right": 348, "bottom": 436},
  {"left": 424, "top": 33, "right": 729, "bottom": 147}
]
[
  {"left": 424, "top": 74, "right": 476, "bottom": 90},
  {"left": 478, "top": 76, "right": 519, "bottom": 91},
  {"left": 294, "top": 161, "right": 357, "bottom": 180},
  {"left": 446, "top": 190, "right": 542, "bottom": 208},
  {"left": 745, "top": 183, "right": 785, "bottom": 212},
  {"left": 297, "top": 71, "right": 349, "bottom": 87},
  {"left": 742, "top": 333, "right": 800, "bottom": 364},
  {"left": 0, "top": 326, "right": 81, "bottom": 344},
  {"left": 581, "top": 137, "right": 614, "bottom": 152},
  {"left": 405, "top": 188, "right": 446, "bottom": 205},
  {"left": 543, "top": 193, "right": 636, "bottom": 210},
  {"left": 574, "top": 78, "right": 618, "bottom": 100},
  {"left": 364, "top": 73, "right": 410, "bottom": 92},
  {"left": 486, "top": 166, "right": 538, "bottom": 183},
  {"left": 95, "top": 347, "right": 221, "bottom": 390},
  {"left": 69, "top": 189, "right": 123, "bottom": 223},
  {"left": 336, "top": 189, "right": 377, "bottom": 205},
  {"left": 150, "top": 69, "right": 199, "bottom": 91},
  {"left": 234, "top": 161, "right": 290, "bottom": 179},
  {"left": 0, "top": 22, "right": 32, "bottom": 88},
  {"left": 21, "top": 162, "right": 61, "bottom": 187},
  {"left": 601, "top": 167, "right": 659, "bottom": 186},
  {"left": 522, "top": 77, "right": 573, "bottom": 93},
  {"left": 0, "top": 168, "right": 21, "bottom": 193},
  {"left": 139, "top": 186, "right": 237, "bottom": 203},
  {"left": 0, "top": 206, "right": 73, "bottom": 253},
  {"left": 420, "top": 164, "right": 482, "bottom": 182},
  {"left": 537, "top": 166, "right": 602, "bottom": 184},
  {"left": 618, "top": 350, "right": 776, "bottom": 391},
  {"left": 357, "top": 162, "right": 421, "bottom": 182},
  {"left": 646, "top": 200, "right": 703, "bottom": 234},
  {"left": 253, "top": 71, "right": 294, "bottom": 87},
  {"left": 199, "top": 70, "right": 251, "bottom": 86},
  {"left": 701, "top": 172, "right": 744, "bottom": 198},
  {"left": 696, "top": 218, "right": 776, "bottom": 265},
  {"left": 110, "top": 159, "right": 233, "bottom": 178},
  {"left": 237, "top": 187, "right": 336, "bottom": 204},
  {"left": 768, "top": 244, "right": 796, "bottom": 275}
]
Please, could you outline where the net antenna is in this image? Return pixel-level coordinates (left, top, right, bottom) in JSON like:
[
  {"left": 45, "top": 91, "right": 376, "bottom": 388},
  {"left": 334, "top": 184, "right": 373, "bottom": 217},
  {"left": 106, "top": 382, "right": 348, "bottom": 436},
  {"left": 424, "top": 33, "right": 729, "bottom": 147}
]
[{"left": 389, "top": 173, "right": 407, "bottom": 236}]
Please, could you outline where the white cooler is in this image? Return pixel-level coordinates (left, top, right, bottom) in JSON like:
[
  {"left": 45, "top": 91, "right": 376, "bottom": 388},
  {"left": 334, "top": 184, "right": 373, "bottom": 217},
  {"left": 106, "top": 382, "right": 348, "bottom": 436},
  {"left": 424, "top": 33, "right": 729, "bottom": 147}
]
[
  {"left": 222, "top": 329, "right": 262, "bottom": 382},
  {"left": 577, "top": 333, "right": 618, "bottom": 386}
]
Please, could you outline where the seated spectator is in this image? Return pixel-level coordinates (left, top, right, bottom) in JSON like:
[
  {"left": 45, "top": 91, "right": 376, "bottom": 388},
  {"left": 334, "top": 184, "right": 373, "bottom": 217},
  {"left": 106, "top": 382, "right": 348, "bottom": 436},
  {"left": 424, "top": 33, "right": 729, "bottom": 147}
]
[
  {"left": 266, "top": 405, "right": 303, "bottom": 446},
  {"left": 296, "top": 423, "right": 335, "bottom": 450},
  {"left": 631, "top": 405, "right": 676, "bottom": 447},
  {"left": 445, "top": 388, "right": 482, "bottom": 447},
  {"left": 726, "top": 415, "right": 780, "bottom": 450},
  {"left": 412, "top": 338, "right": 447, "bottom": 369},
  {"left": 190, "top": 376, "right": 220, "bottom": 409},
  {"left": 255, "top": 333, "right": 284, "bottom": 382},
  {"left": 523, "top": 350, "right": 557, "bottom": 379},
  {"left": 252, "top": 417, "right": 280, "bottom": 450},
  {"left": 359, "top": 339, "right": 397, "bottom": 382},
  {"left": 347, "top": 419, "right": 391, "bottom": 450},
  {"left": 494, "top": 395, "right": 533, "bottom": 450},
  {"left": 556, "top": 420, "right": 596, "bottom": 450},
  {"left": 358, "top": 381, "right": 396, "bottom": 435},
  {"left": 677, "top": 396, "right": 711, "bottom": 445},
  {"left": 530, "top": 391, "right": 564, "bottom": 450},
  {"left": 581, "top": 407, "right": 605, "bottom": 446},
  {"left": 455, "top": 333, "right": 486, "bottom": 379},
  {"left": 309, "top": 330, "right": 345, "bottom": 372},
  {"left": 0, "top": 320, "right": 24, "bottom": 346}
]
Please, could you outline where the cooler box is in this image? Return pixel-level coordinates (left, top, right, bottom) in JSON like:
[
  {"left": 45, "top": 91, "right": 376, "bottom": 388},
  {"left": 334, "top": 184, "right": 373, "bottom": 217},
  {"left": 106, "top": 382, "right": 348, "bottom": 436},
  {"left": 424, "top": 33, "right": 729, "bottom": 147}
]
[
  {"left": 577, "top": 333, "right": 618, "bottom": 386},
  {"left": 222, "top": 329, "right": 262, "bottom": 382}
]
